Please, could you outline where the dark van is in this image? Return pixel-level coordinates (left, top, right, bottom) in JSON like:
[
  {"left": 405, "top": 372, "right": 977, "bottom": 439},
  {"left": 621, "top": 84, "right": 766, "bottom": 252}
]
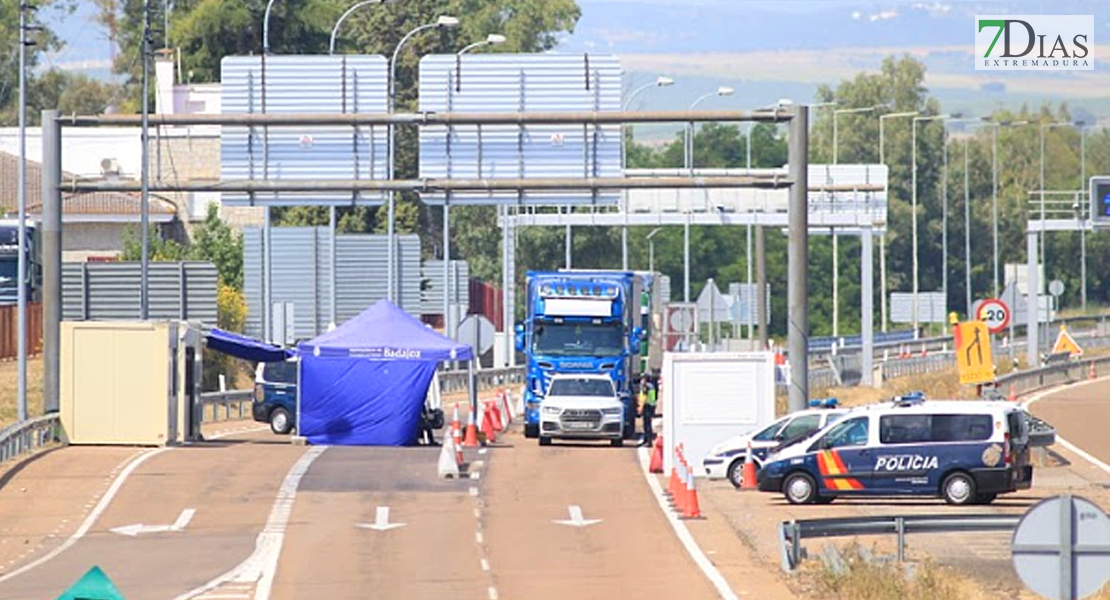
[{"left": 252, "top": 360, "right": 297, "bottom": 434}]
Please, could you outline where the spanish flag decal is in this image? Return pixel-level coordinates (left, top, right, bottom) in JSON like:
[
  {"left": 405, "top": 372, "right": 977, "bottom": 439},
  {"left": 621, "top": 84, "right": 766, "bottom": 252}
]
[{"left": 816, "top": 450, "right": 865, "bottom": 490}]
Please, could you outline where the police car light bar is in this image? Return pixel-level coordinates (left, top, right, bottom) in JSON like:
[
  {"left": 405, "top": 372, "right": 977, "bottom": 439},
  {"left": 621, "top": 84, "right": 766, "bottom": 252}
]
[
  {"left": 892, "top": 391, "right": 926, "bottom": 406},
  {"left": 808, "top": 397, "right": 839, "bottom": 409}
]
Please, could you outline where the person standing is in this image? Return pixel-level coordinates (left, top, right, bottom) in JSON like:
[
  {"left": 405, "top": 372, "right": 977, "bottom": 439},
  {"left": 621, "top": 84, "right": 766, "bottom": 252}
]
[{"left": 639, "top": 376, "right": 657, "bottom": 447}]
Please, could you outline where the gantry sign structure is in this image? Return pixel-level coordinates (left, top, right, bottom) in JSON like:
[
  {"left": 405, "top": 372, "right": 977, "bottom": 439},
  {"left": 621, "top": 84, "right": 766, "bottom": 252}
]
[{"left": 39, "top": 52, "right": 834, "bottom": 414}]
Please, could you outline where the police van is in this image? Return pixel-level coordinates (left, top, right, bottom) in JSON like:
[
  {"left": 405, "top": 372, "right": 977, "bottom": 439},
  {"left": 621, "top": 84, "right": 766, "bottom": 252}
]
[{"left": 756, "top": 397, "right": 1036, "bottom": 505}]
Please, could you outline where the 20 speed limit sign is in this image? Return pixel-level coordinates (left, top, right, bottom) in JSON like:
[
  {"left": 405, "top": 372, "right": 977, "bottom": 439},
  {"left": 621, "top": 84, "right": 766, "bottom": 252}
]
[{"left": 976, "top": 298, "right": 1010, "bottom": 333}]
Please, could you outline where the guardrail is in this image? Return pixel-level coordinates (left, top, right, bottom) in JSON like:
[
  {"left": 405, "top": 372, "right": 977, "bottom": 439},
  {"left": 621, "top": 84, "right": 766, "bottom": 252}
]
[
  {"left": 779, "top": 514, "right": 1020, "bottom": 571},
  {"left": 438, "top": 366, "right": 526, "bottom": 395},
  {"left": 994, "top": 351, "right": 1110, "bottom": 398},
  {"left": 0, "top": 414, "right": 60, "bottom": 465},
  {"left": 198, "top": 390, "right": 254, "bottom": 423}
]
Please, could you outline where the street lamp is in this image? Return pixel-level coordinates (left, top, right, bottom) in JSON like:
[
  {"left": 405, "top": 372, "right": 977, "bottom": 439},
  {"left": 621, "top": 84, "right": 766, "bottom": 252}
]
[
  {"left": 647, "top": 227, "right": 662, "bottom": 273},
  {"left": 621, "top": 75, "right": 674, "bottom": 270},
  {"left": 829, "top": 104, "right": 880, "bottom": 337},
  {"left": 878, "top": 111, "right": 918, "bottom": 331},
  {"left": 329, "top": 0, "right": 390, "bottom": 55},
  {"left": 911, "top": 113, "right": 950, "bottom": 335},
  {"left": 682, "top": 86, "right": 733, "bottom": 303},
  {"left": 387, "top": 15, "right": 460, "bottom": 306},
  {"left": 458, "top": 33, "right": 506, "bottom": 55},
  {"left": 943, "top": 116, "right": 985, "bottom": 316}
]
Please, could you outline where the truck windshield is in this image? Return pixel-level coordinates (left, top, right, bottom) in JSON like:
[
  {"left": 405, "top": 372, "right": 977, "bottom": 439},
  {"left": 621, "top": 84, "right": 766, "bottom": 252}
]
[
  {"left": 0, "top": 259, "right": 16, "bottom": 296},
  {"left": 532, "top": 322, "right": 623, "bottom": 357}
]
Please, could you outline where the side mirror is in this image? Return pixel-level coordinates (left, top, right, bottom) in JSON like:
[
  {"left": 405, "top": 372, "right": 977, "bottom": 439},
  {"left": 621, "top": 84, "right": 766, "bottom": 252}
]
[
  {"left": 514, "top": 322, "right": 525, "bottom": 352},
  {"left": 514, "top": 322, "right": 524, "bottom": 334},
  {"left": 632, "top": 326, "right": 645, "bottom": 343}
]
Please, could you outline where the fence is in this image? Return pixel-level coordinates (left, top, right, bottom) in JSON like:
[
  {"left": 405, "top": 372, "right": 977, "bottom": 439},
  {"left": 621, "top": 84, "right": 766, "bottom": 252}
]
[
  {"left": 779, "top": 514, "right": 1020, "bottom": 571},
  {"left": 439, "top": 366, "right": 526, "bottom": 396},
  {"left": 198, "top": 390, "right": 255, "bottom": 423},
  {"left": 0, "top": 302, "right": 42, "bottom": 361},
  {"left": 0, "top": 414, "right": 59, "bottom": 464}
]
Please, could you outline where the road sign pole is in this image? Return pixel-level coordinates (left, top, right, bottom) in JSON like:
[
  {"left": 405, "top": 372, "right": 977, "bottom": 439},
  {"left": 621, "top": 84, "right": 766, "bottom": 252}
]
[{"left": 1027, "top": 230, "right": 1039, "bottom": 365}]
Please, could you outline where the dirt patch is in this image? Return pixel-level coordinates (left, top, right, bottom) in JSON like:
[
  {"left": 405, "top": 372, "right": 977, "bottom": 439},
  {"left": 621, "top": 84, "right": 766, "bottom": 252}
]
[{"left": 0, "top": 357, "right": 44, "bottom": 429}]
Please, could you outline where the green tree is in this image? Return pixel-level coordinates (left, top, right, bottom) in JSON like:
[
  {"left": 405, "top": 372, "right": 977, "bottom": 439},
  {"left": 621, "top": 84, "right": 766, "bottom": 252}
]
[
  {"left": 191, "top": 202, "right": 245, "bottom": 290},
  {"left": 0, "top": 0, "right": 70, "bottom": 126}
]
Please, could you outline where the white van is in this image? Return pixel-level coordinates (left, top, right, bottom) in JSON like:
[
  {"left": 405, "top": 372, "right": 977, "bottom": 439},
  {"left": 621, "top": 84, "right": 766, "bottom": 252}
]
[{"left": 757, "top": 397, "right": 1038, "bottom": 505}]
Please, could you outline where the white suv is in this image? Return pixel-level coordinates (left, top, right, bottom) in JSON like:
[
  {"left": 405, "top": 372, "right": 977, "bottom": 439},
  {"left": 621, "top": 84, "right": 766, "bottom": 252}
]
[{"left": 539, "top": 374, "right": 625, "bottom": 447}]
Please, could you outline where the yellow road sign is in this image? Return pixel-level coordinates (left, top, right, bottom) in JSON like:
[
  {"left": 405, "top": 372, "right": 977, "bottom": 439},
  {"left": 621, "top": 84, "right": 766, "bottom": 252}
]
[
  {"left": 1052, "top": 325, "right": 1084, "bottom": 357},
  {"left": 954, "top": 321, "right": 994, "bottom": 385}
]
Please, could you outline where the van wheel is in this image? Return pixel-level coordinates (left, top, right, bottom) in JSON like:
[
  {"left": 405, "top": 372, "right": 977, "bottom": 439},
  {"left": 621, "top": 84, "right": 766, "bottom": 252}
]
[
  {"left": 974, "top": 493, "right": 997, "bottom": 505},
  {"left": 269, "top": 408, "right": 292, "bottom": 435},
  {"left": 814, "top": 495, "right": 836, "bottom": 505},
  {"left": 784, "top": 472, "right": 818, "bottom": 505},
  {"left": 727, "top": 459, "right": 748, "bottom": 489},
  {"left": 524, "top": 423, "right": 539, "bottom": 439},
  {"left": 942, "top": 472, "right": 977, "bottom": 505}
]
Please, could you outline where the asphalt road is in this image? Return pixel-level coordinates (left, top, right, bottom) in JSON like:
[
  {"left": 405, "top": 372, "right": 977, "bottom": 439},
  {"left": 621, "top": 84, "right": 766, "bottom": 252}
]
[{"left": 1029, "top": 378, "right": 1110, "bottom": 465}]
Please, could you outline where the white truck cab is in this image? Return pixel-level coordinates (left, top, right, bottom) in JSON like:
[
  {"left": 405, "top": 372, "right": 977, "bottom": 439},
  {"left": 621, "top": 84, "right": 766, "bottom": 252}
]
[{"left": 538, "top": 374, "right": 625, "bottom": 447}]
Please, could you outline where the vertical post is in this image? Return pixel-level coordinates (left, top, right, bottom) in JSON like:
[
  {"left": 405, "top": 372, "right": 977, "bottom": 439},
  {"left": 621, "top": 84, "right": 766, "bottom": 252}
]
[
  {"left": 140, "top": 0, "right": 152, "bottom": 320},
  {"left": 329, "top": 206, "right": 337, "bottom": 328},
  {"left": 861, "top": 226, "right": 873, "bottom": 386},
  {"left": 564, "top": 208, "right": 572, "bottom": 269},
  {"left": 444, "top": 198, "right": 451, "bottom": 336},
  {"left": 41, "top": 110, "right": 61, "bottom": 414},
  {"left": 964, "top": 139, "right": 972, "bottom": 315},
  {"left": 683, "top": 217, "right": 690, "bottom": 303},
  {"left": 832, "top": 231, "right": 838, "bottom": 336},
  {"left": 896, "top": 517, "right": 906, "bottom": 563},
  {"left": 17, "top": 2, "right": 28, "bottom": 422},
  {"left": 756, "top": 219, "right": 768, "bottom": 347},
  {"left": 787, "top": 105, "right": 809, "bottom": 412},
  {"left": 746, "top": 221, "right": 753, "bottom": 340},
  {"left": 1060, "top": 494, "right": 1074, "bottom": 600},
  {"left": 942, "top": 122, "right": 948, "bottom": 316},
  {"left": 502, "top": 206, "right": 513, "bottom": 367},
  {"left": 880, "top": 234, "right": 887, "bottom": 332},
  {"left": 1027, "top": 230, "right": 1039, "bottom": 364},
  {"left": 992, "top": 125, "right": 1000, "bottom": 298},
  {"left": 263, "top": 207, "right": 272, "bottom": 341},
  {"left": 468, "top": 358, "right": 477, "bottom": 421},
  {"left": 1080, "top": 127, "right": 1087, "bottom": 311},
  {"left": 911, "top": 119, "right": 919, "bottom": 336}
]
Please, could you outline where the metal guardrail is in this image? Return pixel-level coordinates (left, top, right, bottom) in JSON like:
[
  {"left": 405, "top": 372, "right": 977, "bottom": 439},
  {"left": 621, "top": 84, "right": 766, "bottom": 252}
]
[
  {"left": 198, "top": 390, "right": 254, "bottom": 423},
  {"left": 438, "top": 366, "right": 526, "bottom": 395},
  {"left": 0, "top": 414, "right": 60, "bottom": 465},
  {"left": 779, "top": 514, "right": 1020, "bottom": 571},
  {"left": 994, "top": 351, "right": 1110, "bottom": 398}
]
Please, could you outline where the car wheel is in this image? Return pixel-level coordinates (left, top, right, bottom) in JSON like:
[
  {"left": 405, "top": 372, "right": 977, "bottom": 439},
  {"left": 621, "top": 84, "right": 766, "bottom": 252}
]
[
  {"left": 974, "top": 493, "right": 997, "bottom": 505},
  {"left": 269, "top": 407, "right": 292, "bottom": 435},
  {"left": 942, "top": 472, "right": 977, "bottom": 506},
  {"left": 727, "top": 459, "right": 748, "bottom": 490},
  {"left": 538, "top": 436, "right": 552, "bottom": 446},
  {"left": 524, "top": 423, "right": 539, "bottom": 439},
  {"left": 814, "top": 495, "right": 836, "bottom": 505},
  {"left": 610, "top": 438, "right": 624, "bottom": 448},
  {"left": 783, "top": 472, "right": 818, "bottom": 505}
]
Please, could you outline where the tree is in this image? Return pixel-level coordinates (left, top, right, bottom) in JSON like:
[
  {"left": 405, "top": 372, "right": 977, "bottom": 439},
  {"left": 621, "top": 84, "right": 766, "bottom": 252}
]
[
  {"left": 191, "top": 202, "right": 245, "bottom": 290},
  {"left": 0, "top": 0, "right": 68, "bottom": 126}
]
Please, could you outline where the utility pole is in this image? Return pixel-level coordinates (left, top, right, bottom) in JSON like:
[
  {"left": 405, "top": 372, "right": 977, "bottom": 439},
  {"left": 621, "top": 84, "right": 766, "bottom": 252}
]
[
  {"left": 140, "top": 0, "right": 153, "bottom": 319},
  {"left": 16, "top": 0, "right": 38, "bottom": 422}
]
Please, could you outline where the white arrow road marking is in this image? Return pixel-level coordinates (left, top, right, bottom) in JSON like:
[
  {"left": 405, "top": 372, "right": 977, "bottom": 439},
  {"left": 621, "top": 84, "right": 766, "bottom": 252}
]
[
  {"left": 356, "top": 506, "right": 406, "bottom": 532},
  {"left": 552, "top": 505, "right": 602, "bottom": 528},
  {"left": 111, "top": 508, "right": 196, "bottom": 537}
]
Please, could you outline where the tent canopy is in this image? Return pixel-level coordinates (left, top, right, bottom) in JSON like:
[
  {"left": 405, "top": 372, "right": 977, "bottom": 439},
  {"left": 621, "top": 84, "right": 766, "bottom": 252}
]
[
  {"left": 297, "top": 299, "right": 473, "bottom": 362},
  {"left": 205, "top": 328, "right": 293, "bottom": 363},
  {"left": 296, "top": 300, "right": 472, "bottom": 446}
]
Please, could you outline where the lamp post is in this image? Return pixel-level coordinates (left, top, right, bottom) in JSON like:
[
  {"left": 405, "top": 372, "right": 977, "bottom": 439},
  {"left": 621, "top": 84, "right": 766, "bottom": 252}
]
[
  {"left": 388, "top": 15, "right": 460, "bottom": 306},
  {"left": 16, "top": 0, "right": 37, "bottom": 421},
  {"left": 647, "top": 227, "right": 662, "bottom": 273},
  {"left": 457, "top": 32, "right": 506, "bottom": 55},
  {"left": 944, "top": 117, "right": 984, "bottom": 316},
  {"left": 683, "top": 86, "right": 734, "bottom": 303},
  {"left": 878, "top": 111, "right": 918, "bottom": 332},
  {"left": 621, "top": 76, "right": 674, "bottom": 270},
  {"left": 1038, "top": 120, "right": 1073, "bottom": 337},
  {"left": 911, "top": 114, "right": 949, "bottom": 335},
  {"left": 830, "top": 105, "right": 878, "bottom": 337},
  {"left": 329, "top": 0, "right": 388, "bottom": 55}
]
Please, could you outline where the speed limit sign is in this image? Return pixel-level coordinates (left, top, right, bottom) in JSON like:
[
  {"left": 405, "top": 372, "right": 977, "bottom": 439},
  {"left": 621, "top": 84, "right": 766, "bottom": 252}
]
[{"left": 976, "top": 298, "right": 1010, "bottom": 333}]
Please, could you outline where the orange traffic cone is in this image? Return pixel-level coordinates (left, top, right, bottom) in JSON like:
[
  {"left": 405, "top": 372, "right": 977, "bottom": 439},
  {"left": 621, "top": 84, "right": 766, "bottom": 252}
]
[
  {"left": 681, "top": 471, "right": 702, "bottom": 519},
  {"left": 490, "top": 399, "right": 504, "bottom": 433},
  {"left": 463, "top": 407, "right": 480, "bottom": 447},
  {"left": 1007, "top": 384, "right": 1017, "bottom": 402},
  {"left": 1090, "top": 362, "right": 1097, "bottom": 381},
  {"left": 453, "top": 426, "right": 465, "bottom": 465},
  {"left": 500, "top": 391, "right": 513, "bottom": 426},
  {"left": 667, "top": 457, "right": 679, "bottom": 498},
  {"left": 649, "top": 436, "right": 664, "bottom": 474},
  {"left": 741, "top": 442, "right": 758, "bottom": 490},
  {"left": 481, "top": 403, "right": 497, "bottom": 444},
  {"left": 674, "top": 463, "right": 687, "bottom": 513},
  {"left": 451, "top": 405, "right": 461, "bottom": 436}
]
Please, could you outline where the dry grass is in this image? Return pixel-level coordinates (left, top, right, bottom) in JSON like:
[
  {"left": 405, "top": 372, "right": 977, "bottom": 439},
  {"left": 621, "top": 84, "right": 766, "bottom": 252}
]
[
  {"left": 800, "top": 543, "right": 967, "bottom": 600},
  {"left": 0, "top": 357, "right": 45, "bottom": 429}
]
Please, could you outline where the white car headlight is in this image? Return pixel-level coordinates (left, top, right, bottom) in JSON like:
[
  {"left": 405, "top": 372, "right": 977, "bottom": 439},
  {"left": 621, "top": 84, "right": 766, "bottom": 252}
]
[
  {"left": 542, "top": 405, "right": 561, "bottom": 415},
  {"left": 601, "top": 407, "right": 622, "bottom": 416}
]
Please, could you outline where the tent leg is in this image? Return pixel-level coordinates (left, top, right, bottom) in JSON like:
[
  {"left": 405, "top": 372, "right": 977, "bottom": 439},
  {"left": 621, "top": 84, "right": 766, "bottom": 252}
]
[{"left": 468, "top": 360, "right": 477, "bottom": 421}]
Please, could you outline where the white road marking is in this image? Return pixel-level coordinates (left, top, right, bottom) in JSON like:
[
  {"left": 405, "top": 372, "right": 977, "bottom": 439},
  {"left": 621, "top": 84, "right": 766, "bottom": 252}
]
[
  {"left": 0, "top": 448, "right": 166, "bottom": 584},
  {"left": 1023, "top": 377, "right": 1110, "bottom": 475},
  {"left": 469, "top": 472, "right": 481, "bottom": 481},
  {"left": 356, "top": 506, "right": 406, "bottom": 532},
  {"left": 476, "top": 531, "right": 484, "bottom": 544},
  {"left": 171, "top": 445, "right": 327, "bottom": 600},
  {"left": 637, "top": 447, "right": 741, "bottom": 600},
  {"left": 488, "top": 586, "right": 499, "bottom": 600},
  {"left": 478, "top": 448, "right": 488, "bottom": 455},
  {"left": 470, "top": 486, "right": 479, "bottom": 497},
  {"left": 474, "top": 508, "right": 481, "bottom": 518},
  {"left": 110, "top": 507, "right": 196, "bottom": 537},
  {"left": 552, "top": 505, "right": 602, "bottom": 528},
  {"left": 480, "top": 558, "right": 490, "bottom": 571}
]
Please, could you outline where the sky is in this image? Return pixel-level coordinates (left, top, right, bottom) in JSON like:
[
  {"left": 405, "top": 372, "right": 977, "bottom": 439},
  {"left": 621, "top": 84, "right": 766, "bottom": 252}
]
[{"left": 40, "top": 0, "right": 1110, "bottom": 139}]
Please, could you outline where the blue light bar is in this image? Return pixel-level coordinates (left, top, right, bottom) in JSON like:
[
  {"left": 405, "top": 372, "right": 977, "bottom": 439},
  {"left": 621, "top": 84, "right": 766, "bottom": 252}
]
[{"left": 808, "top": 397, "right": 840, "bottom": 409}]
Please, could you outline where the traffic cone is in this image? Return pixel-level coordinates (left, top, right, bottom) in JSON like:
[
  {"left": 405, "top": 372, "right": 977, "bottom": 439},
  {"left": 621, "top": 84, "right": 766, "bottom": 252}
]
[
  {"left": 481, "top": 403, "right": 497, "bottom": 444},
  {"left": 649, "top": 436, "right": 664, "bottom": 474},
  {"left": 463, "top": 407, "right": 480, "bottom": 447},
  {"left": 451, "top": 405, "right": 461, "bottom": 436},
  {"left": 681, "top": 471, "right": 702, "bottom": 519},
  {"left": 741, "top": 442, "right": 758, "bottom": 490},
  {"left": 674, "top": 462, "right": 688, "bottom": 513},
  {"left": 1007, "top": 384, "right": 1017, "bottom": 402},
  {"left": 438, "top": 432, "right": 460, "bottom": 478},
  {"left": 490, "top": 399, "right": 504, "bottom": 433},
  {"left": 500, "top": 391, "right": 513, "bottom": 427},
  {"left": 453, "top": 426, "right": 465, "bottom": 465},
  {"left": 667, "top": 452, "right": 680, "bottom": 497},
  {"left": 1089, "top": 362, "right": 1097, "bottom": 381}
]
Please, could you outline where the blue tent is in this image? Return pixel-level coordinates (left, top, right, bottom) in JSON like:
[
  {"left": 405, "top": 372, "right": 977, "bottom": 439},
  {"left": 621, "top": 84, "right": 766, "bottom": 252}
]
[
  {"left": 296, "top": 300, "right": 473, "bottom": 446},
  {"left": 205, "top": 328, "right": 293, "bottom": 363}
]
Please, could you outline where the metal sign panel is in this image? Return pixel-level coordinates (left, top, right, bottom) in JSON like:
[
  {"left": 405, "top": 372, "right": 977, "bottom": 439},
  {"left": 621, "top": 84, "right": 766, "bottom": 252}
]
[
  {"left": 418, "top": 54, "right": 623, "bottom": 206},
  {"left": 890, "top": 292, "right": 946, "bottom": 324},
  {"left": 61, "top": 262, "right": 217, "bottom": 324},
  {"left": 220, "top": 55, "right": 389, "bottom": 206},
  {"left": 625, "top": 165, "right": 887, "bottom": 224},
  {"left": 1012, "top": 494, "right": 1110, "bottom": 600},
  {"left": 727, "top": 282, "right": 771, "bottom": 325}
]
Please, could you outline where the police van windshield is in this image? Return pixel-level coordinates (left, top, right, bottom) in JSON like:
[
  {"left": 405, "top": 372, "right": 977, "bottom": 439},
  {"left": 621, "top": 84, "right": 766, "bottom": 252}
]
[
  {"left": 816, "top": 417, "right": 869, "bottom": 449},
  {"left": 532, "top": 322, "right": 623, "bottom": 357},
  {"left": 548, "top": 378, "right": 615, "bottom": 398}
]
